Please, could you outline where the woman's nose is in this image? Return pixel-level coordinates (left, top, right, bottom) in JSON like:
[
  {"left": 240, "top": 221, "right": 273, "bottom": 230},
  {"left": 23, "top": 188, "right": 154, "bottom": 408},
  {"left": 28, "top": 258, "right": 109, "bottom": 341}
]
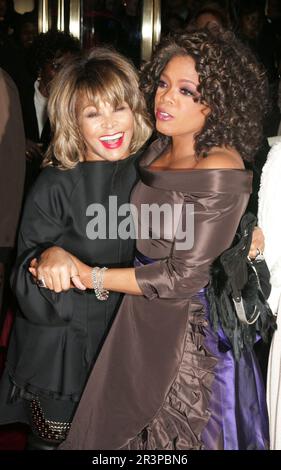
[
  {"left": 102, "top": 115, "right": 116, "bottom": 129},
  {"left": 160, "top": 87, "right": 175, "bottom": 104}
]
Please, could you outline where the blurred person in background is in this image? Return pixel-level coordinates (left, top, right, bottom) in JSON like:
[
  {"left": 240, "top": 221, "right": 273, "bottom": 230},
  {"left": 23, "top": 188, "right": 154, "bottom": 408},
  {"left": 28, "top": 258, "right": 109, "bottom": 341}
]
[
  {"left": 0, "top": 67, "right": 25, "bottom": 347},
  {"left": 22, "top": 30, "right": 81, "bottom": 194}
]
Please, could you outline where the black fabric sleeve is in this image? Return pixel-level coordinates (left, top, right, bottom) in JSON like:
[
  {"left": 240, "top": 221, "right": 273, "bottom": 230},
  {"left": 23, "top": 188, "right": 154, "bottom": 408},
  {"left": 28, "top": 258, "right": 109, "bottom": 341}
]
[{"left": 11, "top": 169, "right": 75, "bottom": 324}]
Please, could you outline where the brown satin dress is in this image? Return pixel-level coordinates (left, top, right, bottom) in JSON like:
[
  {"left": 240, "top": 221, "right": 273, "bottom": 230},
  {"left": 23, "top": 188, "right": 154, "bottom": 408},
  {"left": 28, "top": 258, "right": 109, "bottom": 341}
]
[{"left": 60, "top": 139, "right": 253, "bottom": 450}]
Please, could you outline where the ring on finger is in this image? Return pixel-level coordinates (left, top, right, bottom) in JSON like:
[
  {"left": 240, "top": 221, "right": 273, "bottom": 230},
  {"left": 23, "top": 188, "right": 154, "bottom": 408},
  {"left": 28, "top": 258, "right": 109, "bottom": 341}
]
[
  {"left": 37, "top": 278, "right": 47, "bottom": 288},
  {"left": 255, "top": 248, "right": 265, "bottom": 262}
]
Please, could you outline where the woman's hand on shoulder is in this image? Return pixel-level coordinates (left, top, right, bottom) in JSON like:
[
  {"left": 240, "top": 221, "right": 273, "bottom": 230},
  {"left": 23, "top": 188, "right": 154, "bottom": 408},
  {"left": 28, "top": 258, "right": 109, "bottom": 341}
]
[
  {"left": 29, "top": 246, "right": 87, "bottom": 293},
  {"left": 195, "top": 148, "right": 245, "bottom": 170}
]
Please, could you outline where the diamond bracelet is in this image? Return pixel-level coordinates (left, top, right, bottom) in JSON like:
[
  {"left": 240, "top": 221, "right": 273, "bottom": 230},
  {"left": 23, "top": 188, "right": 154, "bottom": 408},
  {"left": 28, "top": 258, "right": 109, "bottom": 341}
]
[{"left": 92, "top": 267, "right": 109, "bottom": 301}]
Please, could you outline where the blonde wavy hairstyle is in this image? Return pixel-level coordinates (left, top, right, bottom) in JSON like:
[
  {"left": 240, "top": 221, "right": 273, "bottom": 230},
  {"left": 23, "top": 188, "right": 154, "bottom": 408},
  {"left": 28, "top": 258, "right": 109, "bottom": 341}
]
[{"left": 44, "top": 47, "right": 152, "bottom": 169}]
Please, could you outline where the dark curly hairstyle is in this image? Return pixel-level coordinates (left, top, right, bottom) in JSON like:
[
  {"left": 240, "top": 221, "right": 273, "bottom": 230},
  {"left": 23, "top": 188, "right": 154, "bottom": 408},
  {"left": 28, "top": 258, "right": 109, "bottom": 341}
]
[{"left": 140, "top": 27, "right": 269, "bottom": 162}]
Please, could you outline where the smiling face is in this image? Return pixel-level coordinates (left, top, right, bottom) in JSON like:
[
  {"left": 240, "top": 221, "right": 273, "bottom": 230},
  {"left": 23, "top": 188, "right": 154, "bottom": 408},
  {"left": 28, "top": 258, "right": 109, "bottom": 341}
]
[
  {"left": 77, "top": 95, "right": 135, "bottom": 162},
  {"left": 154, "top": 55, "right": 209, "bottom": 141}
]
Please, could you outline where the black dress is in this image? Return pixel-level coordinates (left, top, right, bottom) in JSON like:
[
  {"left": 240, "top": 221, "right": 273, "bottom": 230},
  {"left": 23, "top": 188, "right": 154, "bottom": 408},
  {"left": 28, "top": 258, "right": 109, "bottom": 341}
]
[{"left": 0, "top": 154, "right": 139, "bottom": 441}]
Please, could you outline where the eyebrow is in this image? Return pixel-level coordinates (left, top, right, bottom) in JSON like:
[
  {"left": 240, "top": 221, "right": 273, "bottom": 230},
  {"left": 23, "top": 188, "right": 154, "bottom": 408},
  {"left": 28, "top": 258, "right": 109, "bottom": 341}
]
[
  {"left": 160, "top": 72, "right": 198, "bottom": 88},
  {"left": 81, "top": 103, "right": 98, "bottom": 110},
  {"left": 83, "top": 104, "right": 97, "bottom": 108},
  {"left": 178, "top": 79, "right": 198, "bottom": 87},
  {"left": 77, "top": 104, "right": 98, "bottom": 115}
]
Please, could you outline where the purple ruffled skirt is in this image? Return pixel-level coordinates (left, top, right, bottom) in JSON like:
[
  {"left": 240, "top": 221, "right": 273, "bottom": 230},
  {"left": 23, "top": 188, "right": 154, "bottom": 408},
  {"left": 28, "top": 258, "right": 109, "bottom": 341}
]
[
  {"left": 197, "top": 289, "right": 269, "bottom": 450},
  {"left": 132, "top": 252, "right": 269, "bottom": 450}
]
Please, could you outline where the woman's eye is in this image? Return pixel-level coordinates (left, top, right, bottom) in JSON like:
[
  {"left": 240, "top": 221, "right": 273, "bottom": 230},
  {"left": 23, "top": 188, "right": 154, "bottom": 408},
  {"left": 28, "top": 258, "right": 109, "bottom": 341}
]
[
  {"left": 115, "top": 106, "right": 126, "bottom": 112},
  {"left": 86, "top": 112, "right": 98, "bottom": 118},
  {"left": 158, "top": 79, "right": 167, "bottom": 88},
  {"left": 180, "top": 88, "right": 195, "bottom": 97}
]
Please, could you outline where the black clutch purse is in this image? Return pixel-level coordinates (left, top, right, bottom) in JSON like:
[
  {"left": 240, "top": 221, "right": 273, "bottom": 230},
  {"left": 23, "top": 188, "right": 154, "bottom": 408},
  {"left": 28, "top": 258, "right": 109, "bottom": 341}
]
[{"left": 207, "top": 212, "right": 276, "bottom": 360}]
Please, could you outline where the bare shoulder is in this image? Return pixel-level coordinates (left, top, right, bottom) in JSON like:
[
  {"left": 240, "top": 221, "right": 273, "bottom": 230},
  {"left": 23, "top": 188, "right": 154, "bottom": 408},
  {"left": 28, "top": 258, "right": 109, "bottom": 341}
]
[{"left": 195, "top": 148, "right": 245, "bottom": 170}]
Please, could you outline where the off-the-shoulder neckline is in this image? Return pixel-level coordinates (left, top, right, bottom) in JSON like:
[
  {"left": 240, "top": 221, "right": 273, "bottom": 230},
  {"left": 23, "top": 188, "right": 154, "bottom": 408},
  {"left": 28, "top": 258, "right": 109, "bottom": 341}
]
[
  {"left": 141, "top": 139, "right": 247, "bottom": 173},
  {"left": 146, "top": 166, "right": 246, "bottom": 173}
]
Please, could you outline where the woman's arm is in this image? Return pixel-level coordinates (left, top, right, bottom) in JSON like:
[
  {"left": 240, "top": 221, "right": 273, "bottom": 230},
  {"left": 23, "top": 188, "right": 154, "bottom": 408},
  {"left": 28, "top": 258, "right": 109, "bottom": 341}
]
[
  {"left": 29, "top": 204, "right": 264, "bottom": 295},
  {"left": 30, "top": 191, "right": 247, "bottom": 299},
  {"left": 29, "top": 246, "right": 142, "bottom": 295},
  {"left": 70, "top": 255, "right": 142, "bottom": 295},
  {"left": 12, "top": 169, "right": 78, "bottom": 323}
]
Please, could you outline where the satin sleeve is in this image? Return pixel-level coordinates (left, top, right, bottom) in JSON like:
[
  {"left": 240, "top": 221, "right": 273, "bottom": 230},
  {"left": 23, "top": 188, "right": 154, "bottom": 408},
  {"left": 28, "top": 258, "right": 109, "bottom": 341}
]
[
  {"left": 135, "top": 191, "right": 249, "bottom": 300},
  {"left": 11, "top": 169, "right": 75, "bottom": 324}
]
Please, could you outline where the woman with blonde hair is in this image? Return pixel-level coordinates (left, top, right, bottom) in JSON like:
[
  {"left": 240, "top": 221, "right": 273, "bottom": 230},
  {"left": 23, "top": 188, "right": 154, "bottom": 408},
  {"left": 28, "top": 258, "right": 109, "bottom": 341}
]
[{"left": 0, "top": 47, "right": 151, "bottom": 449}]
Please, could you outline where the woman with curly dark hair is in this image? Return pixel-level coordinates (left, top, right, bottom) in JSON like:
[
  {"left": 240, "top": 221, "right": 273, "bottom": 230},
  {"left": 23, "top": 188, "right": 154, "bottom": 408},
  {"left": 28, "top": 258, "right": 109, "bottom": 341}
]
[
  {"left": 141, "top": 29, "right": 267, "bottom": 163},
  {"left": 32, "top": 27, "right": 269, "bottom": 450}
]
